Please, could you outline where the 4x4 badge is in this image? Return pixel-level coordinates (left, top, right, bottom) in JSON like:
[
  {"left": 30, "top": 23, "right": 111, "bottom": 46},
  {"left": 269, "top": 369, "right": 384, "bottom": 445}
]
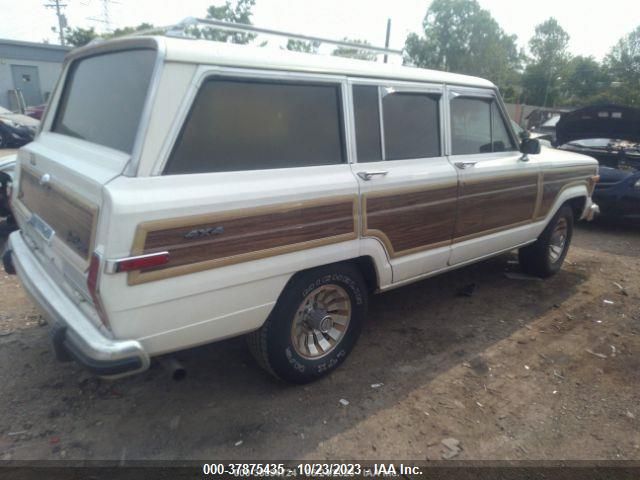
[{"left": 184, "top": 226, "right": 224, "bottom": 239}]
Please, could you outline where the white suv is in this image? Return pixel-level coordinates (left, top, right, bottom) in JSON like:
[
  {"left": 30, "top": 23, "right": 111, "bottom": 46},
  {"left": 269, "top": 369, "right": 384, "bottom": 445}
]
[{"left": 3, "top": 36, "right": 599, "bottom": 383}]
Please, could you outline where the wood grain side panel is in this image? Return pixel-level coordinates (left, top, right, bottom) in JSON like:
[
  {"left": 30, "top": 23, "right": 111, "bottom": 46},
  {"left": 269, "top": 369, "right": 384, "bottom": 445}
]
[
  {"left": 128, "top": 198, "right": 358, "bottom": 284},
  {"left": 538, "top": 167, "right": 597, "bottom": 217},
  {"left": 462, "top": 173, "right": 538, "bottom": 196},
  {"left": 364, "top": 185, "right": 458, "bottom": 256},
  {"left": 455, "top": 184, "right": 538, "bottom": 239},
  {"left": 18, "top": 168, "right": 97, "bottom": 259}
]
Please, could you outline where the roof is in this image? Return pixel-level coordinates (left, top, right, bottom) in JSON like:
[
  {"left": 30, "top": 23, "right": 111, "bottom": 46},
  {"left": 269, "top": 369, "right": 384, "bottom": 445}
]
[
  {"left": 0, "top": 38, "right": 70, "bottom": 51},
  {"left": 158, "top": 36, "right": 495, "bottom": 88},
  {"left": 69, "top": 35, "right": 493, "bottom": 89}
]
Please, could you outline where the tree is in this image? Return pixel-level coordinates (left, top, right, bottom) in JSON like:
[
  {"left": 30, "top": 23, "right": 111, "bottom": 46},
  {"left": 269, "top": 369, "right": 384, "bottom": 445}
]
[
  {"left": 561, "top": 56, "right": 608, "bottom": 106},
  {"left": 404, "top": 0, "right": 522, "bottom": 100},
  {"left": 191, "top": 0, "right": 257, "bottom": 44},
  {"left": 332, "top": 38, "right": 377, "bottom": 61},
  {"left": 64, "top": 26, "right": 98, "bottom": 47},
  {"left": 521, "top": 18, "right": 570, "bottom": 106},
  {"left": 286, "top": 39, "right": 320, "bottom": 54},
  {"left": 603, "top": 26, "right": 640, "bottom": 106},
  {"left": 108, "top": 23, "right": 156, "bottom": 38}
]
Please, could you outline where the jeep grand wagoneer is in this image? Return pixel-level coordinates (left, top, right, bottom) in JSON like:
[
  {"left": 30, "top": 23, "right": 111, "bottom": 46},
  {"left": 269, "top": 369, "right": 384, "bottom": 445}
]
[{"left": 3, "top": 35, "right": 599, "bottom": 383}]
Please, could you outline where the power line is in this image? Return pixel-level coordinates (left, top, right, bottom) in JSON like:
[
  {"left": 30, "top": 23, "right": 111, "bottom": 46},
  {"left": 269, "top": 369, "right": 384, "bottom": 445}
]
[{"left": 44, "top": 0, "right": 68, "bottom": 45}]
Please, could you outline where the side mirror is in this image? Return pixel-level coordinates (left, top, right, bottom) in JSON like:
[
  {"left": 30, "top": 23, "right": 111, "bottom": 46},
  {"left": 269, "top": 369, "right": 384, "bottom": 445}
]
[{"left": 520, "top": 138, "right": 541, "bottom": 155}]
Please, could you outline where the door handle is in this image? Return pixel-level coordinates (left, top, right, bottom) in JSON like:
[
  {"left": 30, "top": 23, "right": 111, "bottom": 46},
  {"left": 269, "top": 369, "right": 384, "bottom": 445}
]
[
  {"left": 454, "top": 161, "right": 477, "bottom": 170},
  {"left": 357, "top": 170, "right": 389, "bottom": 181}
]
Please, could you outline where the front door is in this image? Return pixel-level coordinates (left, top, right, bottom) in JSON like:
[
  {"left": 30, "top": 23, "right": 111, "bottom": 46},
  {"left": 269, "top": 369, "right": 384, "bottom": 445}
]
[
  {"left": 11, "top": 65, "right": 43, "bottom": 107},
  {"left": 349, "top": 80, "right": 458, "bottom": 283},
  {"left": 447, "top": 87, "right": 540, "bottom": 265}
]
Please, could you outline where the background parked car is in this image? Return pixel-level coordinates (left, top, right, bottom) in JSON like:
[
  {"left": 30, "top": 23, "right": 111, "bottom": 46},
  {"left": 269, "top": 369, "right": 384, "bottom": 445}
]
[
  {"left": 0, "top": 107, "right": 39, "bottom": 148},
  {"left": 25, "top": 104, "right": 47, "bottom": 120},
  {"left": 530, "top": 114, "right": 560, "bottom": 144},
  {"left": 0, "top": 154, "right": 17, "bottom": 240},
  {"left": 556, "top": 104, "right": 640, "bottom": 222}
]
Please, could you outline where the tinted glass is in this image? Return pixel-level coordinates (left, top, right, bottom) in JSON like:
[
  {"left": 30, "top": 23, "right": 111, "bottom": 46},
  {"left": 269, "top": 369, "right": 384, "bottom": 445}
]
[
  {"left": 52, "top": 49, "right": 156, "bottom": 153},
  {"left": 353, "top": 85, "right": 382, "bottom": 162},
  {"left": 382, "top": 92, "right": 440, "bottom": 160},
  {"left": 491, "top": 102, "right": 517, "bottom": 152},
  {"left": 165, "top": 79, "right": 344, "bottom": 174},
  {"left": 451, "top": 97, "right": 492, "bottom": 155}
]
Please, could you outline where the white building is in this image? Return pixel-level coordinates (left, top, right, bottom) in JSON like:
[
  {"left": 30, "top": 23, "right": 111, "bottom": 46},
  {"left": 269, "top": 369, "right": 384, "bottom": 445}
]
[{"left": 0, "top": 39, "right": 70, "bottom": 110}]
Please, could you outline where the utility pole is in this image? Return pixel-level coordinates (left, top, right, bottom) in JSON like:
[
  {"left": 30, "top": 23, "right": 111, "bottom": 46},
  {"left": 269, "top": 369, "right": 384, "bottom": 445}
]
[
  {"left": 45, "top": 0, "right": 67, "bottom": 46},
  {"left": 383, "top": 18, "right": 391, "bottom": 64}
]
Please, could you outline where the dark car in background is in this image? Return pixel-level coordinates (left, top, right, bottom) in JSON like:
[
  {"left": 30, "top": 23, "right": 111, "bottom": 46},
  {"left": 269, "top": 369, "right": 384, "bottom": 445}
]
[
  {"left": 556, "top": 105, "right": 640, "bottom": 222},
  {"left": 0, "top": 106, "right": 39, "bottom": 148},
  {"left": 25, "top": 104, "right": 47, "bottom": 120}
]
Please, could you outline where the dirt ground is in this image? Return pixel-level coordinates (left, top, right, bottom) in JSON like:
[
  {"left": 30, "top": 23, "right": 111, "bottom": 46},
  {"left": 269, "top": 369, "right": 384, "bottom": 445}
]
[{"left": 0, "top": 219, "right": 638, "bottom": 462}]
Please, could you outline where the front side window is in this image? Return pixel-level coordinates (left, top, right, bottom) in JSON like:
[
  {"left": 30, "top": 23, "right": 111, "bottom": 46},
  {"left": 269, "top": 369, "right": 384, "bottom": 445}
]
[
  {"left": 52, "top": 49, "right": 156, "bottom": 154},
  {"left": 491, "top": 102, "right": 517, "bottom": 152},
  {"left": 382, "top": 92, "right": 441, "bottom": 160},
  {"left": 451, "top": 96, "right": 517, "bottom": 155},
  {"left": 165, "top": 78, "right": 345, "bottom": 174}
]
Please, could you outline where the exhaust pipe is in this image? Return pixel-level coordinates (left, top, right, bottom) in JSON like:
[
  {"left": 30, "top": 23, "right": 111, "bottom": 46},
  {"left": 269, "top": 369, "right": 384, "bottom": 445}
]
[{"left": 158, "top": 356, "right": 187, "bottom": 381}]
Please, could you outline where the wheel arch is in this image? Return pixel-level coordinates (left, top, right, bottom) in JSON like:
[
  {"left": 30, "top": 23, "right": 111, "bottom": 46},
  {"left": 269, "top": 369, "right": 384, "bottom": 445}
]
[{"left": 544, "top": 184, "right": 589, "bottom": 224}]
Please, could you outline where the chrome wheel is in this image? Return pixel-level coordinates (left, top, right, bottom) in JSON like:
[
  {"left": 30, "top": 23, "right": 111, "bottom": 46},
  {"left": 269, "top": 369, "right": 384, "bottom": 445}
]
[
  {"left": 291, "top": 284, "right": 352, "bottom": 359},
  {"left": 548, "top": 217, "right": 568, "bottom": 263}
]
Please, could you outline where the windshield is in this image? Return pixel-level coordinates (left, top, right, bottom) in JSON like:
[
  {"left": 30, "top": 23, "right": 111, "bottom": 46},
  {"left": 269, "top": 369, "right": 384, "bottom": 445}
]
[{"left": 51, "top": 49, "right": 156, "bottom": 154}]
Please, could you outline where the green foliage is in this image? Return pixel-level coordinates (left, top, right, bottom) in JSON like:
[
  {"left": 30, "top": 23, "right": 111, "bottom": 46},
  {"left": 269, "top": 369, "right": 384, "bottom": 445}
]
[
  {"left": 403, "top": 0, "right": 522, "bottom": 100},
  {"left": 603, "top": 26, "right": 640, "bottom": 106},
  {"left": 64, "top": 23, "right": 158, "bottom": 48},
  {"left": 190, "top": 0, "right": 257, "bottom": 44},
  {"left": 521, "top": 18, "right": 571, "bottom": 106},
  {"left": 108, "top": 23, "right": 156, "bottom": 38},
  {"left": 64, "top": 26, "right": 98, "bottom": 47},
  {"left": 332, "top": 38, "right": 377, "bottom": 61},
  {"left": 286, "top": 39, "right": 320, "bottom": 54},
  {"left": 561, "top": 56, "right": 609, "bottom": 105}
]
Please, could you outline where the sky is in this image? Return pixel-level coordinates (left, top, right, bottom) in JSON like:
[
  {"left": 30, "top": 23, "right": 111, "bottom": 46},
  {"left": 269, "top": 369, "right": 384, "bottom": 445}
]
[{"left": 2, "top": 0, "right": 639, "bottom": 61}]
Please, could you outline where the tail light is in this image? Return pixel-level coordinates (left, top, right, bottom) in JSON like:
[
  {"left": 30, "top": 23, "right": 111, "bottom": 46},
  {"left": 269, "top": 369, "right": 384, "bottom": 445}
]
[
  {"left": 106, "top": 251, "right": 170, "bottom": 273},
  {"left": 88, "top": 252, "right": 110, "bottom": 329}
]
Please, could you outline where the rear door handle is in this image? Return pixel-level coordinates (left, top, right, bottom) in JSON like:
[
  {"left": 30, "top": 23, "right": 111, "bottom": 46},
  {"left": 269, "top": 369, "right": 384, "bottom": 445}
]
[
  {"left": 357, "top": 170, "right": 389, "bottom": 181},
  {"left": 454, "top": 161, "right": 477, "bottom": 170}
]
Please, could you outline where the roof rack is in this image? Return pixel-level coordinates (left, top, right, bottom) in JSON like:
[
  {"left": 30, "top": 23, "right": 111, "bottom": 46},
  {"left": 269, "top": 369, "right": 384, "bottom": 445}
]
[{"left": 133, "top": 17, "right": 402, "bottom": 57}]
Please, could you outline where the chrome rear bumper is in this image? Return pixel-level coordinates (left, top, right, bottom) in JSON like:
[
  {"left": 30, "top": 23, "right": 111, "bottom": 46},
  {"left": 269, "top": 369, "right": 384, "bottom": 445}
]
[{"left": 6, "top": 231, "right": 150, "bottom": 378}]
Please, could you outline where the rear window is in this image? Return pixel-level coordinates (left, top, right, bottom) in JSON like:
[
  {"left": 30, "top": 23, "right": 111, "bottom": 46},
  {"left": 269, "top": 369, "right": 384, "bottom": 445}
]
[
  {"left": 52, "top": 49, "right": 156, "bottom": 154},
  {"left": 382, "top": 92, "right": 441, "bottom": 160},
  {"left": 164, "top": 78, "right": 345, "bottom": 174}
]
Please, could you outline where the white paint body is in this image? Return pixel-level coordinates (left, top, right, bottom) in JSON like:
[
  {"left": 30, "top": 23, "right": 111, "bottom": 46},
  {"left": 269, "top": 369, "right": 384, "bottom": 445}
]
[{"left": 9, "top": 37, "right": 598, "bottom": 364}]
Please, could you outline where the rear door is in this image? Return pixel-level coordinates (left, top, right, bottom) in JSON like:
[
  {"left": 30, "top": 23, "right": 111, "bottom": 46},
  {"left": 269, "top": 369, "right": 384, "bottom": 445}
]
[
  {"left": 349, "top": 79, "right": 458, "bottom": 283},
  {"left": 12, "top": 44, "right": 159, "bottom": 305},
  {"left": 446, "top": 87, "right": 540, "bottom": 265}
]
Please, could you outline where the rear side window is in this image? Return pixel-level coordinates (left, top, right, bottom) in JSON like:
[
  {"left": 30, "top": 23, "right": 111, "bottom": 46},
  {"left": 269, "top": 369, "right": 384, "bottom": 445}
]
[
  {"left": 352, "top": 85, "right": 382, "bottom": 162},
  {"left": 451, "top": 97, "right": 516, "bottom": 155},
  {"left": 52, "top": 49, "right": 156, "bottom": 154},
  {"left": 382, "top": 92, "right": 440, "bottom": 160},
  {"left": 165, "top": 79, "right": 345, "bottom": 174}
]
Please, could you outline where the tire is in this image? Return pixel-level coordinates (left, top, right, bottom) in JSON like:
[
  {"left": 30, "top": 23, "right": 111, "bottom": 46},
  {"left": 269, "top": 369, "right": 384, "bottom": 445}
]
[
  {"left": 247, "top": 263, "right": 368, "bottom": 384},
  {"left": 519, "top": 205, "right": 574, "bottom": 278}
]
